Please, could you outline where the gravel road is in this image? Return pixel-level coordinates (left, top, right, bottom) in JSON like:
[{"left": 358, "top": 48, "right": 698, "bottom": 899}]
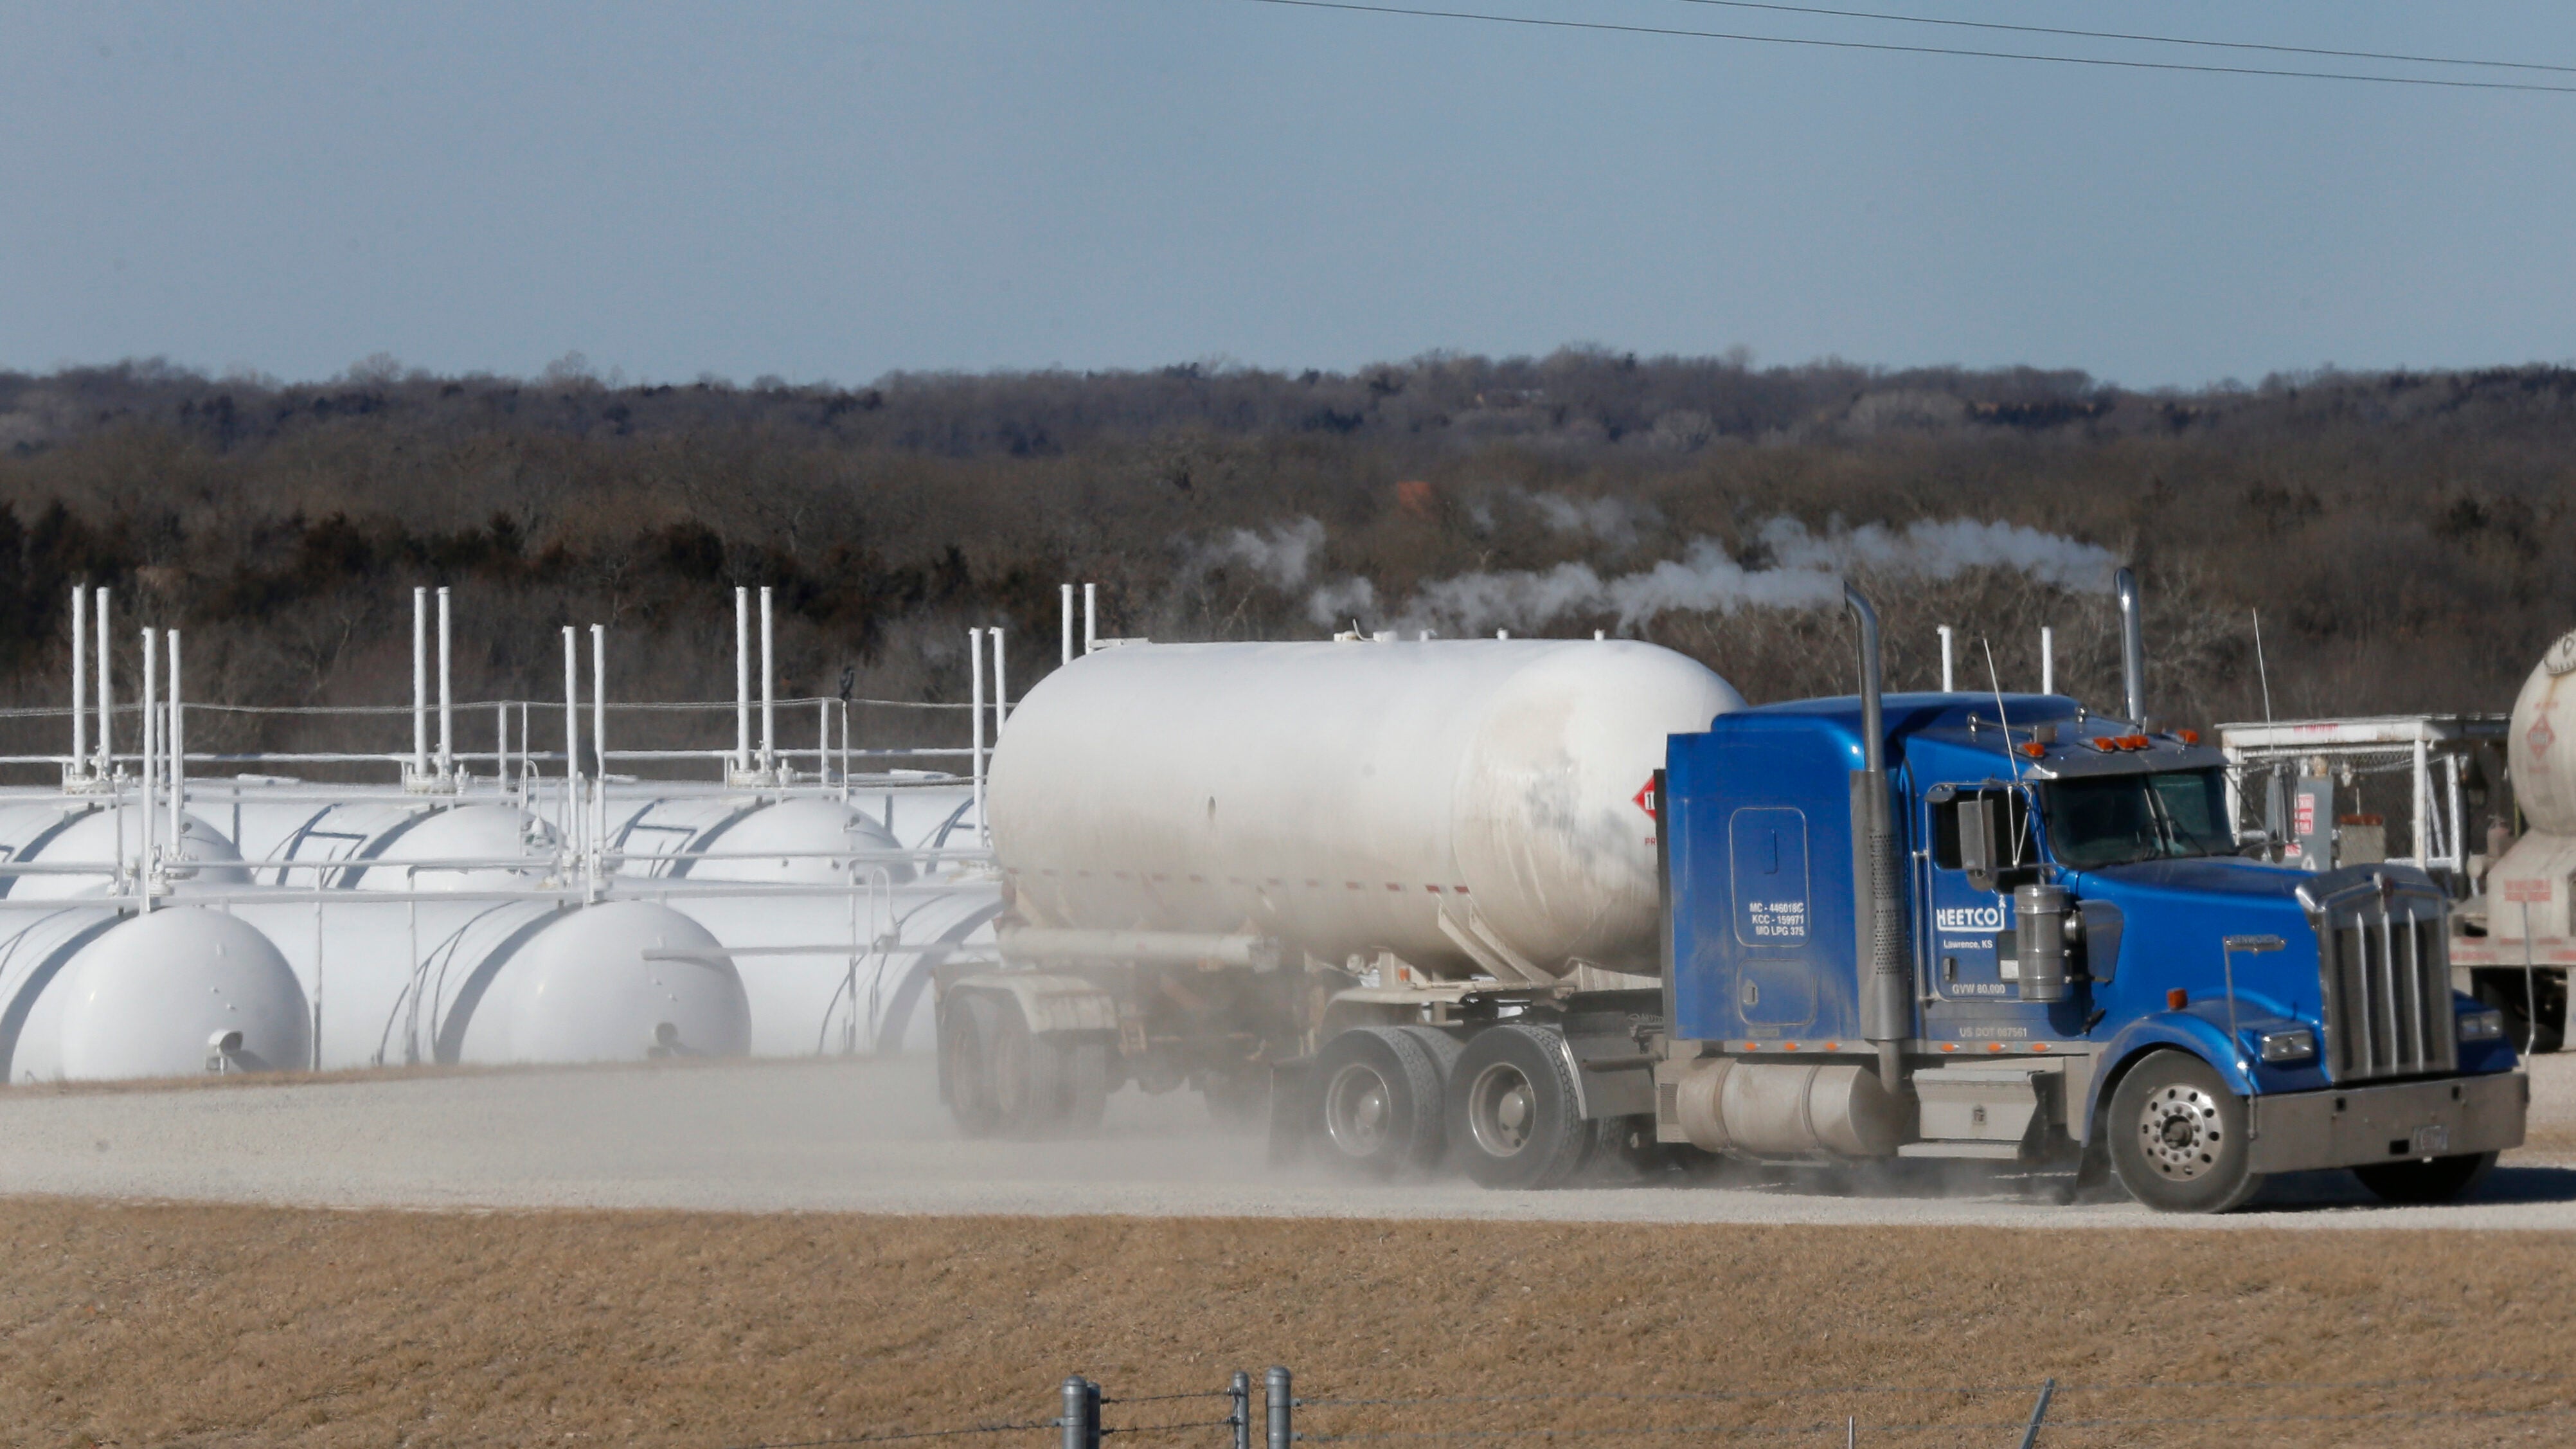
[{"left": 3, "top": 1053, "right": 2570, "bottom": 1228}]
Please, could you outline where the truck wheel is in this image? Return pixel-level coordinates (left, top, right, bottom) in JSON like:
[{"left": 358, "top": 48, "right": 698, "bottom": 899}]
[
  {"left": 1447, "top": 1025, "right": 1590, "bottom": 1190},
  {"left": 2109, "top": 1051, "right": 2263, "bottom": 1213},
  {"left": 1312, "top": 1027, "right": 1446, "bottom": 1177},
  {"left": 2353, "top": 1151, "right": 2498, "bottom": 1205},
  {"left": 987, "top": 997, "right": 1086, "bottom": 1138},
  {"left": 940, "top": 994, "right": 1003, "bottom": 1138}
]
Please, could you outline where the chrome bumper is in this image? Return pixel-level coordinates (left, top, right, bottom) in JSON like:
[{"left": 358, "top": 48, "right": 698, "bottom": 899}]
[{"left": 2246, "top": 1071, "right": 2528, "bottom": 1176}]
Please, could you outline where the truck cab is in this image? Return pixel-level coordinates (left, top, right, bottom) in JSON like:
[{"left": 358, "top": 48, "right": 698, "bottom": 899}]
[{"left": 1661, "top": 691, "right": 2528, "bottom": 1210}]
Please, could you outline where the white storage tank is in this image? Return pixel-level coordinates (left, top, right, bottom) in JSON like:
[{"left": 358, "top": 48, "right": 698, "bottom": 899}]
[
  {"left": 8, "top": 906, "right": 310, "bottom": 1082},
  {"left": 451, "top": 901, "right": 751, "bottom": 1065},
  {"left": 609, "top": 793, "right": 913, "bottom": 886},
  {"left": 0, "top": 802, "right": 251, "bottom": 899},
  {"left": 988, "top": 638, "right": 1744, "bottom": 980},
  {"left": 258, "top": 798, "right": 551, "bottom": 890}
]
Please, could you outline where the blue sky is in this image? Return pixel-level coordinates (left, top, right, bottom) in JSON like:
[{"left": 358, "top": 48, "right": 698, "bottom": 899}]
[{"left": 3, "top": 1, "right": 2572, "bottom": 388}]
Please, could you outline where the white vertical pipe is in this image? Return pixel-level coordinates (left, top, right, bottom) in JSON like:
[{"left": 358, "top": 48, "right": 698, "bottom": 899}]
[
  {"left": 561, "top": 627, "right": 580, "bottom": 859},
  {"left": 735, "top": 586, "right": 753, "bottom": 772},
  {"left": 1082, "top": 583, "right": 1096, "bottom": 653},
  {"left": 139, "top": 627, "right": 156, "bottom": 906},
  {"left": 818, "top": 699, "right": 830, "bottom": 784},
  {"left": 969, "top": 627, "right": 987, "bottom": 838},
  {"left": 496, "top": 701, "right": 509, "bottom": 788},
  {"left": 1060, "top": 584, "right": 1074, "bottom": 667},
  {"left": 70, "top": 584, "right": 86, "bottom": 770},
  {"left": 95, "top": 588, "right": 111, "bottom": 774},
  {"left": 2041, "top": 627, "right": 2055, "bottom": 696},
  {"left": 591, "top": 624, "right": 607, "bottom": 780},
  {"left": 436, "top": 587, "right": 453, "bottom": 775},
  {"left": 166, "top": 629, "right": 183, "bottom": 851},
  {"left": 1938, "top": 626, "right": 1954, "bottom": 693},
  {"left": 412, "top": 587, "right": 428, "bottom": 776},
  {"left": 591, "top": 624, "right": 608, "bottom": 876},
  {"left": 759, "top": 586, "right": 776, "bottom": 771},
  {"left": 991, "top": 627, "right": 1007, "bottom": 732}
]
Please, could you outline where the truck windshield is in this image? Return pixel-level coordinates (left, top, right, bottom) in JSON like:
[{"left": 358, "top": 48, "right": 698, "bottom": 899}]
[{"left": 2042, "top": 769, "right": 2234, "bottom": 869}]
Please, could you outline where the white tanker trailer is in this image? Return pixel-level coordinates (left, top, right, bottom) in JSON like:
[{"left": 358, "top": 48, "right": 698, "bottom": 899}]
[{"left": 938, "top": 636, "right": 1744, "bottom": 1135}]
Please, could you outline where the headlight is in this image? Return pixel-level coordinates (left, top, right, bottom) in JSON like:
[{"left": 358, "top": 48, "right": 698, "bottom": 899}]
[
  {"left": 2459, "top": 1008, "right": 2507, "bottom": 1043},
  {"left": 2257, "top": 1027, "right": 2316, "bottom": 1064}
]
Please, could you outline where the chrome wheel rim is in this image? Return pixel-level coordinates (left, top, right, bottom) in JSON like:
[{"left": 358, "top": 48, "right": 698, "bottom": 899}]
[
  {"left": 2137, "top": 1082, "right": 2226, "bottom": 1181},
  {"left": 1467, "top": 1061, "right": 1536, "bottom": 1158},
  {"left": 1323, "top": 1062, "right": 1393, "bottom": 1158}
]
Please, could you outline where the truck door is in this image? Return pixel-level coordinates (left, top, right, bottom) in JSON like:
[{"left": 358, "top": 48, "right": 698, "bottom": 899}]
[
  {"left": 1726, "top": 806, "right": 1818, "bottom": 1028},
  {"left": 1921, "top": 786, "right": 2034, "bottom": 1010}
]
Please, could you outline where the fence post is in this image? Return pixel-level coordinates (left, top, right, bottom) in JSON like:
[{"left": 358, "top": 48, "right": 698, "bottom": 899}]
[
  {"left": 1063, "top": 1376, "right": 1093, "bottom": 1449},
  {"left": 2015, "top": 1378, "right": 2055, "bottom": 1449},
  {"left": 1231, "top": 1371, "right": 1251, "bottom": 1449},
  {"left": 1265, "top": 1366, "right": 1292, "bottom": 1449}
]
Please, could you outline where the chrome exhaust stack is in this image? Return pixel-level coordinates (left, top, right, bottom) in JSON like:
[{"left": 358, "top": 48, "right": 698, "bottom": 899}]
[
  {"left": 1845, "top": 586, "right": 1910, "bottom": 1095},
  {"left": 2116, "top": 565, "right": 2147, "bottom": 726}
]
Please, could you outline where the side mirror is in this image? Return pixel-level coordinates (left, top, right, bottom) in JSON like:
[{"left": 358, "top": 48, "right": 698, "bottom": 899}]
[{"left": 1959, "top": 796, "right": 2000, "bottom": 894}]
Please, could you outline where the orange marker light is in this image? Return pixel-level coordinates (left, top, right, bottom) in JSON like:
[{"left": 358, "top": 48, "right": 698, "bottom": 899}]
[
  {"left": 2168, "top": 987, "right": 2190, "bottom": 1010},
  {"left": 2017, "top": 741, "right": 2044, "bottom": 759},
  {"left": 1987, "top": 1042, "right": 2005, "bottom": 1052},
  {"left": 2179, "top": 729, "right": 2201, "bottom": 745},
  {"left": 1941, "top": 1043, "right": 1958, "bottom": 1053}
]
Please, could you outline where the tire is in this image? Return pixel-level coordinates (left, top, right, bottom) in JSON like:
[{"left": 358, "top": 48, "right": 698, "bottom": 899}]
[
  {"left": 1395, "top": 1025, "right": 1467, "bottom": 1087},
  {"left": 2108, "top": 1050, "right": 2263, "bottom": 1214},
  {"left": 985, "top": 996, "right": 1044, "bottom": 1136},
  {"left": 940, "top": 993, "right": 1002, "bottom": 1138},
  {"left": 2353, "top": 1151, "right": 2498, "bottom": 1205},
  {"left": 1312, "top": 1027, "right": 1447, "bottom": 1177},
  {"left": 1446, "top": 1024, "right": 1591, "bottom": 1190}
]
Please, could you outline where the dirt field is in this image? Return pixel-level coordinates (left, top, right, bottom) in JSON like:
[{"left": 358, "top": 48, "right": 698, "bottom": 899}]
[{"left": 3, "top": 1202, "right": 2571, "bottom": 1449}]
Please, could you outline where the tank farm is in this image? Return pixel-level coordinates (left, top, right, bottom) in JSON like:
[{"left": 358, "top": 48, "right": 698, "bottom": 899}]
[{"left": 0, "top": 582, "right": 999, "bottom": 1084}]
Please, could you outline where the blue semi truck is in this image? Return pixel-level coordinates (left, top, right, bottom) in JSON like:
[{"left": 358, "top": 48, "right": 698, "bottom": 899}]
[{"left": 1266, "top": 580, "right": 2527, "bottom": 1212}]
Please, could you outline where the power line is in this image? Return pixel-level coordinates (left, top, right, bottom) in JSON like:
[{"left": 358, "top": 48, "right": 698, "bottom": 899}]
[
  {"left": 1244, "top": 0, "right": 2576, "bottom": 95},
  {"left": 1670, "top": 0, "right": 2576, "bottom": 76}
]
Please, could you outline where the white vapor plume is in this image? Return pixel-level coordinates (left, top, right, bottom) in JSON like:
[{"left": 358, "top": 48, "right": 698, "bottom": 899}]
[
  {"left": 1392, "top": 518, "right": 2118, "bottom": 636},
  {"left": 1190, "top": 518, "right": 1327, "bottom": 591},
  {"left": 1528, "top": 491, "right": 1659, "bottom": 552},
  {"left": 1305, "top": 576, "right": 1378, "bottom": 627}
]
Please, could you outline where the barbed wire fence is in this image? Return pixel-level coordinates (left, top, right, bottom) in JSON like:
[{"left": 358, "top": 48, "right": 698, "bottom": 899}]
[{"left": 720, "top": 1365, "right": 2573, "bottom": 1449}]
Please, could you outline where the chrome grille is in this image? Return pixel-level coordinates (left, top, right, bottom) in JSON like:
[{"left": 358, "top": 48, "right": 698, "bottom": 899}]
[{"left": 2300, "top": 867, "right": 2456, "bottom": 1083}]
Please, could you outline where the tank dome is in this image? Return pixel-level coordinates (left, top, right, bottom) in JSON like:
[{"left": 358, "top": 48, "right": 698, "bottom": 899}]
[
  {"left": 454, "top": 901, "right": 751, "bottom": 1065},
  {"left": 678, "top": 797, "right": 914, "bottom": 886},
  {"left": 23, "top": 906, "right": 310, "bottom": 1081},
  {"left": 348, "top": 802, "right": 555, "bottom": 891},
  {"left": 2, "top": 809, "right": 250, "bottom": 900}
]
